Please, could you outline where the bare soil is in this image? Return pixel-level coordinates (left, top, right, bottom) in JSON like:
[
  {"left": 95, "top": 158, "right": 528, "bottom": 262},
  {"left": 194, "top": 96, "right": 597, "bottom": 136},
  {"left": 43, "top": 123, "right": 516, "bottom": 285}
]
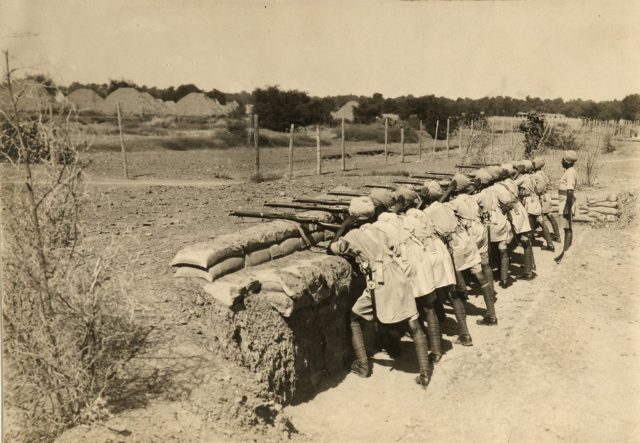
[{"left": 8, "top": 133, "right": 638, "bottom": 442}]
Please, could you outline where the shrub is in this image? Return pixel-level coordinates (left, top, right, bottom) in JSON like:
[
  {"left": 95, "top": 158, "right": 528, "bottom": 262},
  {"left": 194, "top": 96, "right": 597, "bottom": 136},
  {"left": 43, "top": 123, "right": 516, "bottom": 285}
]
[
  {"left": 335, "top": 124, "right": 419, "bottom": 143},
  {"left": 602, "top": 132, "right": 616, "bottom": 153},
  {"left": 1, "top": 58, "right": 149, "bottom": 442},
  {"left": 519, "top": 113, "right": 547, "bottom": 158}
]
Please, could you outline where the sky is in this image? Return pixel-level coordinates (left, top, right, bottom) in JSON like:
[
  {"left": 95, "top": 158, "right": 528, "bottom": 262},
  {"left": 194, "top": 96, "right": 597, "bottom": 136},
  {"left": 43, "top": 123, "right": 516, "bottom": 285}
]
[{"left": 1, "top": 0, "right": 639, "bottom": 101}]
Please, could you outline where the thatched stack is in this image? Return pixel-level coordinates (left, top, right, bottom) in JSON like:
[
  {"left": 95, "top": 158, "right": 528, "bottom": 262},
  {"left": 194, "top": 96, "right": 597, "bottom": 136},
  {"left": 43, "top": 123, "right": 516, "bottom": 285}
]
[
  {"left": 66, "top": 88, "right": 104, "bottom": 112},
  {"left": 175, "top": 92, "right": 227, "bottom": 116},
  {"left": 548, "top": 192, "right": 621, "bottom": 223},
  {"left": 0, "top": 80, "right": 54, "bottom": 112},
  {"left": 102, "top": 88, "right": 167, "bottom": 115}
]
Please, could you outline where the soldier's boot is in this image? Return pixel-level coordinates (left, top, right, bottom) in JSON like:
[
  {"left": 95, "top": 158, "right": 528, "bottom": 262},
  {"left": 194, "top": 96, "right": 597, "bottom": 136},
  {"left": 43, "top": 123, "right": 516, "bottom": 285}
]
[
  {"left": 539, "top": 220, "right": 555, "bottom": 251},
  {"left": 408, "top": 318, "right": 432, "bottom": 389},
  {"left": 451, "top": 295, "right": 473, "bottom": 346},
  {"left": 350, "top": 316, "right": 371, "bottom": 377},
  {"left": 434, "top": 296, "right": 447, "bottom": 324},
  {"left": 425, "top": 308, "right": 443, "bottom": 363},
  {"left": 455, "top": 269, "right": 469, "bottom": 300},
  {"left": 521, "top": 238, "right": 535, "bottom": 280},
  {"left": 499, "top": 248, "right": 510, "bottom": 288},
  {"left": 546, "top": 213, "right": 561, "bottom": 242},
  {"left": 481, "top": 263, "right": 497, "bottom": 302},
  {"left": 475, "top": 272, "right": 498, "bottom": 326}
]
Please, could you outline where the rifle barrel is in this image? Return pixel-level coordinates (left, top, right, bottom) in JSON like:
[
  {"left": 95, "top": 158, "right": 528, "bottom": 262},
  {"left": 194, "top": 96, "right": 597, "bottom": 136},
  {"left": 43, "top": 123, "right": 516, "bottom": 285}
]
[
  {"left": 327, "top": 190, "right": 367, "bottom": 197},
  {"left": 293, "top": 198, "right": 350, "bottom": 206},
  {"left": 363, "top": 184, "right": 396, "bottom": 190},
  {"left": 229, "top": 211, "right": 342, "bottom": 230},
  {"left": 264, "top": 202, "right": 347, "bottom": 214}
]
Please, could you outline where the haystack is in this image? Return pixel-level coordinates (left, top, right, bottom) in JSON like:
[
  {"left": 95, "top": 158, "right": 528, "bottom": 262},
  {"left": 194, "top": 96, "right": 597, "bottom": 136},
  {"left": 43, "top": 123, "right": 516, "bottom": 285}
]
[
  {"left": 102, "top": 88, "right": 168, "bottom": 116},
  {"left": 0, "top": 79, "right": 54, "bottom": 112},
  {"left": 175, "top": 92, "right": 228, "bottom": 116},
  {"left": 66, "top": 88, "right": 104, "bottom": 112}
]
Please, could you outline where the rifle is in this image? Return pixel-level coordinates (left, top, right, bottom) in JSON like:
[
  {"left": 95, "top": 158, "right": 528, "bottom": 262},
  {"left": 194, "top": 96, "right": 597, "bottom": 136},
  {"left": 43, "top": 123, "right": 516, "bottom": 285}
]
[
  {"left": 293, "top": 198, "right": 351, "bottom": 206},
  {"left": 229, "top": 211, "right": 342, "bottom": 230},
  {"left": 392, "top": 179, "right": 424, "bottom": 186},
  {"left": 456, "top": 164, "right": 482, "bottom": 169},
  {"left": 412, "top": 172, "right": 455, "bottom": 178},
  {"left": 363, "top": 184, "right": 396, "bottom": 190},
  {"left": 264, "top": 202, "right": 348, "bottom": 214},
  {"left": 327, "top": 190, "right": 367, "bottom": 197}
]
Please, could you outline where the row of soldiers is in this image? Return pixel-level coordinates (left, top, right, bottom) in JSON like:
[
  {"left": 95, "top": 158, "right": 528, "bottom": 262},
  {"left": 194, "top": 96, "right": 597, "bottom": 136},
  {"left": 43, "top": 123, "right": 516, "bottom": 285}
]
[{"left": 326, "top": 151, "right": 579, "bottom": 388}]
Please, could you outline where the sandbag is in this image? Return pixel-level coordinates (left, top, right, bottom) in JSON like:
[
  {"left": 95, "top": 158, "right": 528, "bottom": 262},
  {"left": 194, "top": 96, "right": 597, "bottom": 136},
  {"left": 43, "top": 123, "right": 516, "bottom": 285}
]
[
  {"left": 310, "top": 231, "right": 325, "bottom": 244},
  {"left": 573, "top": 214, "right": 593, "bottom": 223},
  {"left": 246, "top": 248, "right": 272, "bottom": 267},
  {"left": 605, "top": 215, "right": 618, "bottom": 222},
  {"left": 243, "top": 221, "right": 300, "bottom": 252},
  {"left": 202, "top": 278, "right": 261, "bottom": 307},
  {"left": 280, "top": 237, "right": 304, "bottom": 255},
  {"left": 588, "top": 206, "right": 619, "bottom": 215},
  {"left": 587, "top": 211, "right": 607, "bottom": 221},
  {"left": 171, "top": 239, "right": 243, "bottom": 268},
  {"left": 587, "top": 201, "right": 618, "bottom": 209},
  {"left": 260, "top": 291, "right": 294, "bottom": 317},
  {"left": 174, "top": 257, "right": 245, "bottom": 282}
]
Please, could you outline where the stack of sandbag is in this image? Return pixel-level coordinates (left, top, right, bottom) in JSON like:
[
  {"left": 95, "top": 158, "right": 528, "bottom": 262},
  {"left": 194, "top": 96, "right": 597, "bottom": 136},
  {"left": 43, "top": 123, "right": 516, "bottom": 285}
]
[
  {"left": 587, "top": 193, "right": 620, "bottom": 222},
  {"left": 547, "top": 192, "right": 620, "bottom": 223},
  {"left": 171, "top": 211, "right": 333, "bottom": 282}
]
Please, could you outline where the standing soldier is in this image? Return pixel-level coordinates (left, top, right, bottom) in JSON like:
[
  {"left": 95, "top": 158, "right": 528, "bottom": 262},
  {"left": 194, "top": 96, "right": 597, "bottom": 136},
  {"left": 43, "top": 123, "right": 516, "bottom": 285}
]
[
  {"left": 555, "top": 150, "right": 579, "bottom": 263},
  {"left": 533, "top": 158, "right": 561, "bottom": 242}
]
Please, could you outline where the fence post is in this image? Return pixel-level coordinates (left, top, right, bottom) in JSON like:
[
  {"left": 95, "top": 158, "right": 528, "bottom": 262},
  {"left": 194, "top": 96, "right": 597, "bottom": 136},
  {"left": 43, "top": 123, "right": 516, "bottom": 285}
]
[
  {"left": 116, "top": 103, "right": 129, "bottom": 179},
  {"left": 288, "top": 123, "right": 294, "bottom": 178},
  {"left": 254, "top": 114, "right": 260, "bottom": 179},
  {"left": 445, "top": 117, "right": 450, "bottom": 157},
  {"left": 316, "top": 125, "right": 321, "bottom": 175},
  {"left": 419, "top": 120, "right": 423, "bottom": 161},
  {"left": 510, "top": 119, "right": 514, "bottom": 152},
  {"left": 341, "top": 117, "right": 346, "bottom": 171},
  {"left": 384, "top": 117, "right": 389, "bottom": 164},
  {"left": 458, "top": 121, "right": 463, "bottom": 158},
  {"left": 401, "top": 127, "right": 405, "bottom": 163},
  {"left": 489, "top": 121, "right": 494, "bottom": 163},
  {"left": 432, "top": 119, "right": 439, "bottom": 160}
]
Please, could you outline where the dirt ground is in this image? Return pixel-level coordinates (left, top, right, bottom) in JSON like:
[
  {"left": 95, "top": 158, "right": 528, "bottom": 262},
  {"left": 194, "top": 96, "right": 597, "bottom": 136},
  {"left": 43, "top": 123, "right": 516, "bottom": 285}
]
[{"left": 9, "top": 134, "right": 638, "bottom": 442}]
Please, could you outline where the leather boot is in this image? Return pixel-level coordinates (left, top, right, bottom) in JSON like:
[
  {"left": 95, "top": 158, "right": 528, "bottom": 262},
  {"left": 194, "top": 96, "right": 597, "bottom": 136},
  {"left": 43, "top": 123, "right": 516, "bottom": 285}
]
[
  {"left": 546, "top": 213, "right": 561, "bottom": 242},
  {"left": 564, "top": 228, "right": 573, "bottom": 250},
  {"left": 482, "top": 263, "right": 496, "bottom": 302},
  {"left": 475, "top": 273, "right": 498, "bottom": 325},
  {"left": 539, "top": 220, "right": 555, "bottom": 250},
  {"left": 499, "top": 249, "right": 510, "bottom": 288},
  {"left": 410, "top": 323, "right": 432, "bottom": 388},
  {"left": 425, "top": 308, "right": 443, "bottom": 363},
  {"left": 522, "top": 242, "right": 535, "bottom": 279},
  {"left": 451, "top": 296, "right": 473, "bottom": 346},
  {"left": 350, "top": 318, "right": 371, "bottom": 377},
  {"left": 434, "top": 296, "right": 447, "bottom": 323}
]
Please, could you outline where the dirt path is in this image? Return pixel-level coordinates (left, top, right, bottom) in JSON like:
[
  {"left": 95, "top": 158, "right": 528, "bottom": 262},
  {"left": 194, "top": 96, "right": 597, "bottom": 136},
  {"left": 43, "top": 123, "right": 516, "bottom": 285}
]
[{"left": 286, "top": 227, "right": 640, "bottom": 443}]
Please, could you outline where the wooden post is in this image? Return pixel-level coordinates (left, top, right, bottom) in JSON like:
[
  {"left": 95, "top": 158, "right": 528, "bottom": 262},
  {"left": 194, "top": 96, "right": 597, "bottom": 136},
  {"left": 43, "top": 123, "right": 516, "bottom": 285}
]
[
  {"left": 489, "top": 121, "right": 494, "bottom": 163},
  {"left": 510, "top": 119, "right": 514, "bottom": 152},
  {"left": 254, "top": 114, "right": 260, "bottom": 179},
  {"left": 247, "top": 114, "right": 253, "bottom": 147},
  {"left": 400, "top": 127, "right": 405, "bottom": 163},
  {"left": 288, "top": 123, "right": 294, "bottom": 178},
  {"left": 419, "top": 120, "right": 423, "bottom": 161},
  {"left": 341, "top": 117, "right": 346, "bottom": 171},
  {"left": 432, "top": 119, "right": 439, "bottom": 160},
  {"left": 316, "top": 125, "right": 321, "bottom": 175},
  {"left": 384, "top": 118, "right": 389, "bottom": 164},
  {"left": 116, "top": 103, "right": 129, "bottom": 179},
  {"left": 445, "top": 118, "right": 450, "bottom": 157},
  {"left": 458, "top": 120, "right": 463, "bottom": 158}
]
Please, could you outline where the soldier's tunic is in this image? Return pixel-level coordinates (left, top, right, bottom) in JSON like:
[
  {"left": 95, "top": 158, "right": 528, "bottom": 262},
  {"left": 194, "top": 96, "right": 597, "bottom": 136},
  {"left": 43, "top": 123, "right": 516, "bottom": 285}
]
[
  {"left": 534, "top": 171, "right": 552, "bottom": 214},
  {"left": 448, "top": 194, "right": 488, "bottom": 257},
  {"left": 404, "top": 208, "right": 456, "bottom": 288},
  {"left": 375, "top": 212, "right": 436, "bottom": 297},
  {"left": 343, "top": 227, "right": 419, "bottom": 324},
  {"left": 557, "top": 165, "right": 578, "bottom": 228},
  {"left": 516, "top": 174, "right": 543, "bottom": 217},
  {"left": 424, "top": 202, "right": 481, "bottom": 273},
  {"left": 480, "top": 186, "right": 513, "bottom": 244},
  {"left": 497, "top": 179, "right": 531, "bottom": 234}
]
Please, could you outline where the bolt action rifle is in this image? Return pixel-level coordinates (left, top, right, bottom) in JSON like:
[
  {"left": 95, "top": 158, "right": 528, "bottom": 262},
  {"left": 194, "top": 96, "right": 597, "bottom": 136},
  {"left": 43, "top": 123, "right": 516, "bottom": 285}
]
[
  {"left": 293, "top": 198, "right": 351, "bottom": 206},
  {"left": 229, "top": 211, "right": 343, "bottom": 231},
  {"left": 264, "top": 202, "right": 348, "bottom": 214}
]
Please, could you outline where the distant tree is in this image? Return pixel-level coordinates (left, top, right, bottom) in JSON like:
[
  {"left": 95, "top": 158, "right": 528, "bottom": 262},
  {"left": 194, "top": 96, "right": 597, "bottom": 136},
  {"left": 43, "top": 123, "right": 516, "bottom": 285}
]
[
  {"left": 621, "top": 94, "right": 640, "bottom": 121},
  {"left": 25, "top": 74, "right": 57, "bottom": 96},
  {"left": 205, "top": 88, "right": 227, "bottom": 105},
  {"left": 107, "top": 79, "right": 138, "bottom": 94},
  {"left": 172, "top": 84, "right": 203, "bottom": 102},
  {"left": 520, "top": 113, "right": 546, "bottom": 158},
  {"left": 252, "top": 86, "right": 329, "bottom": 131}
]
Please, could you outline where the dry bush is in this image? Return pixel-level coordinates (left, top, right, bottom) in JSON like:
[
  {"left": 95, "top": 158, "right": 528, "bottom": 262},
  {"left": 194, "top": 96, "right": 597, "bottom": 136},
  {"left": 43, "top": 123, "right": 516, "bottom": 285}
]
[{"left": 1, "top": 52, "right": 149, "bottom": 442}]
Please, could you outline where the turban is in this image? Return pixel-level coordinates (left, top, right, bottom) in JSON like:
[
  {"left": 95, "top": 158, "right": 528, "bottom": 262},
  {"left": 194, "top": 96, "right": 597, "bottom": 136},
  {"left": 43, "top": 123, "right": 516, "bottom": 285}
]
[
  {"left": 452, "top": 173, "right": 473, "bottom": 192},
  {"left": 369, "top": 188, "right": 396, "bottom": 210},
  {"left": 423, "top": 202, "right": 458, "bottom": 236},
  {"left": 476, "top": 191, "right": 493, "bottom": 212},
  {"left": 501, "top": 163, "right": 516, "bottom": 176},
  {"left": 563, "top": 150, "right": 578, "bottom": 162},
  {"left": 394, "top": 187, "right": 420, "bottom": 208},
  {"left": 446, "top": 196, "right": 476, "bottom": 221},
  {"left": 348, "top": 196, "right": 375, "bottom": 220},
  {"left": 487, "top": 166, "right": 504, "bottom": 180},
  {"left": 422, "top": 180, "right": 444, "bottom": 201},
  {"left": 493, "top": 185, "right": 515, "bottom": 205},
  {"left": 532, "top": 157, "right": 546, "bottom": 169},
  {"left": 522, "top": 160, "right": 534, "bottom": 172},
  {"left": 474, "top": 168, "right": 493, "bottom": 185},
  {"left": 500, "top": 180, "right": 518, "bottom": 197},
  {"left": 532, "top": 173, "right": 547, "bottom": 194}
]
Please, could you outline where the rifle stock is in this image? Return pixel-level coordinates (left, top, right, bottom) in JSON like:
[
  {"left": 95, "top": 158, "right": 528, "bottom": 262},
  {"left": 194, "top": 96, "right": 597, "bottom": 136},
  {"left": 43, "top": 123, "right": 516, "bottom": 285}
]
[{"left": 229, "top": 210, "right": 342, "bottom": 230}]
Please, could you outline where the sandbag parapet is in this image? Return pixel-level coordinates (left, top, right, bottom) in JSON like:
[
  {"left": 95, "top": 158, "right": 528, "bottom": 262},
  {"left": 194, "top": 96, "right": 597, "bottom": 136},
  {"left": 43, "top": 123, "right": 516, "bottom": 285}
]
[{"left": 547, "top": 191, "right": 622, "bottom": 223}]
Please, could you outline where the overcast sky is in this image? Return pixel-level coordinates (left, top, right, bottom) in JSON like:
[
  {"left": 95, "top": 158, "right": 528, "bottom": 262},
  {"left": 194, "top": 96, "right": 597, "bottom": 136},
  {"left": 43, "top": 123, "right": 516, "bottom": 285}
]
[{"left": 1, "top": 0, "right": 638, "bottom": 100}]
